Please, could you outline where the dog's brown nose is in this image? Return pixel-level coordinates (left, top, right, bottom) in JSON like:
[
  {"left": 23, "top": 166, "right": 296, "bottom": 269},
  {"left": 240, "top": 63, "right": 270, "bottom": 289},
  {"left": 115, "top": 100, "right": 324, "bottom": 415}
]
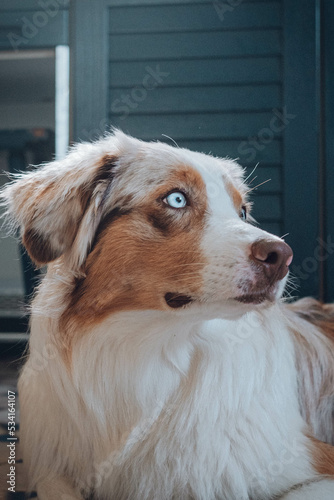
[{"left": 250, "top": 239, "right": 293, "bottom": 282}]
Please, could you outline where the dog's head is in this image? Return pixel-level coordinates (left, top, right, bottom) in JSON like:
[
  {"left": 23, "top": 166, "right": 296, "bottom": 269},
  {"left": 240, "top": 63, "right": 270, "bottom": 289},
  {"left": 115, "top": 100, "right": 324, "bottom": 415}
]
[{"left": 1, "top": 131, "right": 292, "bottom": 324}]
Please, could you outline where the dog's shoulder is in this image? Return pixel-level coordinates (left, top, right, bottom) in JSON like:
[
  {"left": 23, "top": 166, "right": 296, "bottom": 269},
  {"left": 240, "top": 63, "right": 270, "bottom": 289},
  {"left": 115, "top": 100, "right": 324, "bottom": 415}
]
[
  {"left": 284, "top": 298, "right": 334, "bottom": 445},
  {"left": 287, "top": 297, "right": 334, "bottom": 341}
]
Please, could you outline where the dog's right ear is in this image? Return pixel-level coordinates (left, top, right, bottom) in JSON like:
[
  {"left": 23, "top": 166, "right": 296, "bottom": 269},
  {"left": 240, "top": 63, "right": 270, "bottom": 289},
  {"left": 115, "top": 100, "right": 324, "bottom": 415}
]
[{"left": 0, "top": 138, "right": 121, "bottom": 269}]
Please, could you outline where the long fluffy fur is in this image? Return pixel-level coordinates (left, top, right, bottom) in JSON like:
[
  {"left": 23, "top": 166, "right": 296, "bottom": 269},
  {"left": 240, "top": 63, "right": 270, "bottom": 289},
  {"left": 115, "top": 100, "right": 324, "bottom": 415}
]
[{"left": 1, "top": 131, "right": 334, "bottom": 500}]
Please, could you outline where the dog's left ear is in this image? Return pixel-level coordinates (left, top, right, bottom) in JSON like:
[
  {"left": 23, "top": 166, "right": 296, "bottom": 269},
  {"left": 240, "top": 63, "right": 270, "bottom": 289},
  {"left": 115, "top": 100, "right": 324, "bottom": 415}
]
[{"left": 0, "top": 138, "right": 121, "bottom": 271}]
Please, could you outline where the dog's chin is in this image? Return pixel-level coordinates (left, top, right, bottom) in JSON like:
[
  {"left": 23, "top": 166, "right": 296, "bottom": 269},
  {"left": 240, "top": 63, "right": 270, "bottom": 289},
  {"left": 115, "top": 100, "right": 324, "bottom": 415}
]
[
  {"left": 163, "top": 277, "right": 288, "bottom": 321},
  {"left": 234, "top": 291, "right": 275, "bottom": 305},
  {"left": 233, "top": 282, "right": 283, "bottom": 306}
]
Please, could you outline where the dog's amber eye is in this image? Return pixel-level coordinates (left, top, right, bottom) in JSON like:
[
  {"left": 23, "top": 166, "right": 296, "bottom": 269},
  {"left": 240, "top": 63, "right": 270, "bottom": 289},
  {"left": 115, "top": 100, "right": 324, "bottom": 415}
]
[
  {"left": 163, "top": 191, "right": 187, "bottom": 209},
  {"left": 240, "top": 206, "right": 247, "bottom": 221}
]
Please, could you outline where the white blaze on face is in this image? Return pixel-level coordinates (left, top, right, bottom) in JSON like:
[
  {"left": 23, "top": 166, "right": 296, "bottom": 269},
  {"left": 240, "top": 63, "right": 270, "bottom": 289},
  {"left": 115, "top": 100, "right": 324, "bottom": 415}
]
[{"left": 185, "top": 152, "right": 288, "bottom": 305}]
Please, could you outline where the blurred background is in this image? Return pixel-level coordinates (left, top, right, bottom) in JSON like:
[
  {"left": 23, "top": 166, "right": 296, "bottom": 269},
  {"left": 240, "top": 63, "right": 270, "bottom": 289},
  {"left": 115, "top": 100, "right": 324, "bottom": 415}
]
[{"left": 0, "top": 0, "right": 333, "bottom": 344}]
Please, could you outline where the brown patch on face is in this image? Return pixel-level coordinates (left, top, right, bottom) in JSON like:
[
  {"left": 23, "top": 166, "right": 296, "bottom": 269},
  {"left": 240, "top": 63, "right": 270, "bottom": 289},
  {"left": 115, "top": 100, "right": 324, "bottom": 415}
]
[
  {"left": 144, "top": 166, "right": 207, "bottom": 234},
  {"left": 308, "top": 435, "right": 334, "bottom": 476},
  {"left": 224, "top": 180, "right": 243, "bottom": 213},
  {"left": 59, "top": 164, "right": 208, "bottom": 348},
  {"left": 89, "top": 207, "right": 133, "bottom": 255}
]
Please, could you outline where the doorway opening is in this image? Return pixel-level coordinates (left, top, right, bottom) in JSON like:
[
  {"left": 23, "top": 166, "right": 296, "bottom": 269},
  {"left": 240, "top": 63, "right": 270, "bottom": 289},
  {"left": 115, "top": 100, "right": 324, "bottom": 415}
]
[{"left": 0, "top": 46, "right": 69, "bottom": 339}]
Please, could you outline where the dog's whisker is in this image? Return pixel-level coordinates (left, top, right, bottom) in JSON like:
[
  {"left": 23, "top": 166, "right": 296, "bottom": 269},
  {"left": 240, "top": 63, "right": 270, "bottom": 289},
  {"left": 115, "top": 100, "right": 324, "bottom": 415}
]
[
  {"left": 244, "top": 163, "right": 259, "bottom": 183},
  {"left": 161, "top": 134, "right": 179, "bottom": 148},
  {"left": 248, "top": 175, "right": 258, "bottom": 187},
  {"left": 245, "top": 179, "right": 271, "bottom": 195}
]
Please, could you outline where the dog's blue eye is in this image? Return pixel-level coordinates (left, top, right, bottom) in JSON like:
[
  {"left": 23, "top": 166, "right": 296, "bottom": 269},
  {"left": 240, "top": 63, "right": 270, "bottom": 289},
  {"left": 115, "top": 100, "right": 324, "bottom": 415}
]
[
  {"left": 240, "top": 206, "right": 247, "bottom": 221},
  {"left": 164, "top": 192, "right": 187, "bottom": 209}
]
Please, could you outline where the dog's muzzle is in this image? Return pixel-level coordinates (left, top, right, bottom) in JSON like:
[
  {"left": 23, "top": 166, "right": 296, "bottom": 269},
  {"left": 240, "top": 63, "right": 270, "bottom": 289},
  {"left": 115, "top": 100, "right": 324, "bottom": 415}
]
[{"left": 235, "top": 239, "right": 293, "bottom": 304}]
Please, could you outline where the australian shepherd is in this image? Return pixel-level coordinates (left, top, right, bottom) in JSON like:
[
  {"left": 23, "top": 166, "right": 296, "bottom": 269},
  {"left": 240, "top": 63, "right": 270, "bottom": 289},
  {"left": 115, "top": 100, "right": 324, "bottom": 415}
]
[{"left": 1, "top": 131, "right": 334, "bottom": 499}]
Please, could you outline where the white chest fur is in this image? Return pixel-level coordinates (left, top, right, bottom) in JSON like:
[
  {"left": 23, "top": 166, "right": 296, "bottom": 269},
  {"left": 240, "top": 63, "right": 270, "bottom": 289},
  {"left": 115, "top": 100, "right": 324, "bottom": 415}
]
[
  {"left": 56, "top": 307, "right": 312, "bottom": 500},
  {"left": 20, "top": 306, "right": 316, "bottom": 500}
]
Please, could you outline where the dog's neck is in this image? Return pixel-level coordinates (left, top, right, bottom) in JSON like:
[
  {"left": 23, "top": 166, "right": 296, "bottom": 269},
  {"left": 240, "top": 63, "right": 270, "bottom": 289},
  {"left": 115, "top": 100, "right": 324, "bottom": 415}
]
[{"left": 67, "top": 304, "right": 295, "bottom": 423}]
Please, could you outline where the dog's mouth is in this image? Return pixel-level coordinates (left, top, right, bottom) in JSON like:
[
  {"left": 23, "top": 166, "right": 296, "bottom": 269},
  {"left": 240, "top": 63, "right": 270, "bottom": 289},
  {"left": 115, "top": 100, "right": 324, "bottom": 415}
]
[
  {"left": 233, "top": 285, "right": 278, "bottom": 305},
  {"left": 165, "top": 292, "right": 193, "bottom": 309}
]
